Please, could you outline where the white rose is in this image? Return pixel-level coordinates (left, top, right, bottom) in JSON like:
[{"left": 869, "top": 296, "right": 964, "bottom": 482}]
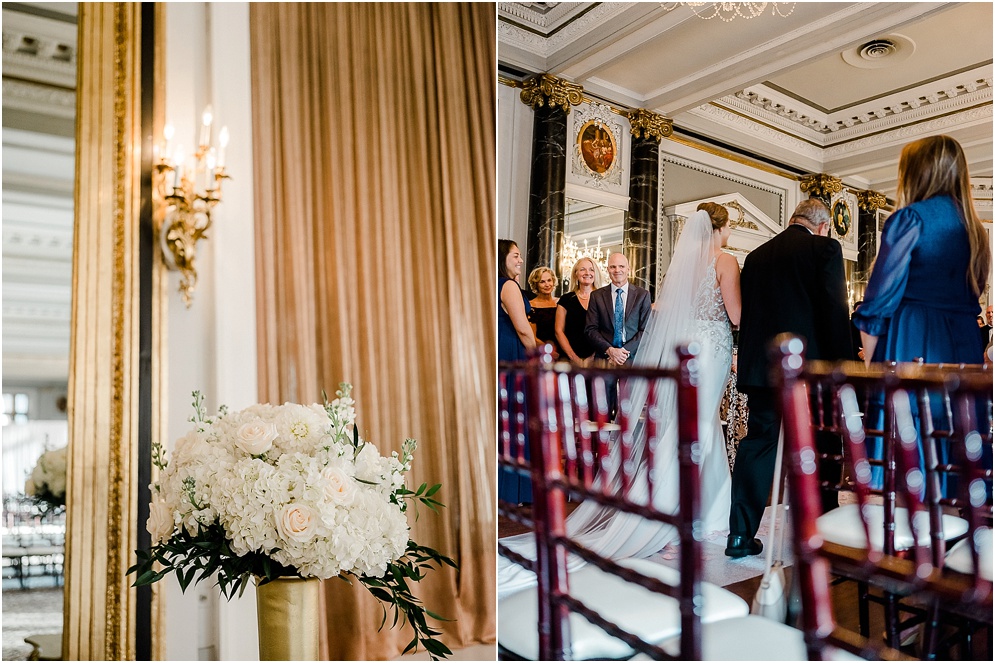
[
  {"left": 235, "top": 420, "right": 278, "bottom": 455},
  {"left": 322, "top": 465, "right": 356, "bottom": 506},
  {"left": 147, "top": 499, "right": 175, "bottom": 545},
  {"left": 276, "top": 503, "right": 318, "bottom": 543}
]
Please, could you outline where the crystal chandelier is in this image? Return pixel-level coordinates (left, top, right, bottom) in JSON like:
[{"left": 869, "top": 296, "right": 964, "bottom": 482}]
[
  {"left": 559, "top": 235, "right": 610, "bottom": 284},
  {"left": 662, "top": 2, "right": 795, "bottom": 22}
]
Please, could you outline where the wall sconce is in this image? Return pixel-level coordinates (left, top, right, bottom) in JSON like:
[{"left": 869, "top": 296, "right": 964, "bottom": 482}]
[{"left": 154, "top": 106, "right": 230, "bottom": 307}]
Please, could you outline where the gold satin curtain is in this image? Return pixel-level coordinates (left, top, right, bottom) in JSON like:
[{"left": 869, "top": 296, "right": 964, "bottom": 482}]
[{"left": 249, "top": 3, "right": 495, "bottom": 659}]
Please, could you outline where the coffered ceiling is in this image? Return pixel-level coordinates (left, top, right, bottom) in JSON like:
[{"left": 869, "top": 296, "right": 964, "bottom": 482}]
[{"left": 499, "top": 2, "right": 993, "bottom": 208}]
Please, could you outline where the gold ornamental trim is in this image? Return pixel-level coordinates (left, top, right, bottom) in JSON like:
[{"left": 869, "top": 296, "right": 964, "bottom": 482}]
[
  {"left": 856, "top": 189, "right": 888, "bottom": 212},
  {"left": 726, "top": 200, "right": 759, "bottom": 230},
  {"left": 799, "top": 173, "right": 844, "bottom": 199},
  {"left": 626, "top": 108, "right": 672, "bottom": 141},
  {"left": 520, "top": 73, "right": 584, "bottom": 113}
]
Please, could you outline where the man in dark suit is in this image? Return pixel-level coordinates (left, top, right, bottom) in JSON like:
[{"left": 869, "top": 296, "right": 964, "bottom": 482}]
[
  {"left": 726, "top": 198, "right": 852, "bottom": 558},
  {"left": 979, "top": 305, "right": 992, "bottom": 351},
  {"left": 585, "top": 252, "right": 652, "bottom": 416}
]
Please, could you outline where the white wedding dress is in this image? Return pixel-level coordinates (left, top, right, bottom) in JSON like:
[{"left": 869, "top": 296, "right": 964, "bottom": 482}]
[{"left": 498, "top": 210, "right": 734, "bottom": 598}]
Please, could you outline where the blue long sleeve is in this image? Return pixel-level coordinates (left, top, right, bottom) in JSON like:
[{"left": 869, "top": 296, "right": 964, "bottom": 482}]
[{"left": 853, "top": 206, "right": 922, "bottom": 337}]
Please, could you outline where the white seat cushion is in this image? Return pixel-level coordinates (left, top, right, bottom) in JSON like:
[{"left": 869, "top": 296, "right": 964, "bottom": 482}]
[
  {"left": 945, "top": 527, "right": 993, "bottom": 581},
  {"left": 634, "top": 616, "right": 864, "bottom": 661},
  {"left": 497, "top": 557, "right": 748, "bottom": 660},
  {"left": 818, "top": 504, "right": 969, "bottom": 551}
]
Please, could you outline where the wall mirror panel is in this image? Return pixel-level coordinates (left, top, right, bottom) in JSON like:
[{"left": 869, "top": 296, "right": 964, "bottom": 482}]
[{"left": 560, "top": 197, "right": 624, "bottom": 289}]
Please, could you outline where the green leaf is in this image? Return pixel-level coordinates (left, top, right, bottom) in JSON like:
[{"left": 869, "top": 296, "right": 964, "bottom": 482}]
[{"left": 424, "top": 484, "right": 441, "bottom": 497}]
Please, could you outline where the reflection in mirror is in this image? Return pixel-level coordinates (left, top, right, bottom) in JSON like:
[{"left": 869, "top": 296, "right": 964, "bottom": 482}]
[
  {"left": 561, "top": 198, "right": 625, "bottom": 290},
  {"left": 1, "top": 1, "right": 77, "bottom": 658}
]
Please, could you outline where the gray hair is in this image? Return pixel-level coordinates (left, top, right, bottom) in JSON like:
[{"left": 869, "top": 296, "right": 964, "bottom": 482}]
[{"left": 790, "top": 198, "right": 831, "bottom": 231}]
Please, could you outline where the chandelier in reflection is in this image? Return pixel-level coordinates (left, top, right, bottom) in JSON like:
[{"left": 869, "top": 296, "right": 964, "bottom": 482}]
[
  {"left": 663, "top": 2, "right": 795, "bottom": 22},
  {"left": 559, "top": 235, "right": 610, "bottom": 284}
]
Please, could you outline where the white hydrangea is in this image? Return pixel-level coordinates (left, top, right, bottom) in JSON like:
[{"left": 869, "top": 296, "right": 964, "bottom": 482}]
[
  {"left": 147, "top": 391, "right": 412, "bottom": 579},
  {"left": 26, "top": 446, "right": 68, "bottom": 506}
]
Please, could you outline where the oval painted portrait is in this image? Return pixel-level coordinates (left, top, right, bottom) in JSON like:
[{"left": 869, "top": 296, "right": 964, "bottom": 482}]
[
  {"left": 832, "top": 199, "right": 851, "bottom": 238},
  {"left": 578, "top": 120, "right": 617, "bottom": 175}
]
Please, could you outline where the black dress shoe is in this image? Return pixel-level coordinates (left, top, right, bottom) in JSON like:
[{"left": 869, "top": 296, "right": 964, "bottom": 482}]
[{"left": 725, "top": 534, "right": 763, "bottom": 558}]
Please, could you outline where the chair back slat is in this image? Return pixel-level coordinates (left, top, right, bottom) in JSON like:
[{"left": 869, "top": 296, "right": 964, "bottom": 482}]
[
  {"left": 774, "top": 334, "right": 993, "bottom": 660},
  {"left": 500, "top": 344, "right": 705, "bottom": 660}
]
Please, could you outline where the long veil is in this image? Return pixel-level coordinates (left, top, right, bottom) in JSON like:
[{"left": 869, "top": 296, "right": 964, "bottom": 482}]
[{"left": 498, "top": 210, "right": 726, "bottom": 597}]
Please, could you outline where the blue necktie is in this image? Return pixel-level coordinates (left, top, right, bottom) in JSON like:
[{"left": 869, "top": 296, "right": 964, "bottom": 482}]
[{"left": 612, "top": 287, "right": 624, "bottom": 348}]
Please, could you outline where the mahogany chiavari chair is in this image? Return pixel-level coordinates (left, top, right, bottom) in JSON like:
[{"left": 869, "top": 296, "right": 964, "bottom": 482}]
[
  {"left": 499, "top": 344, "right": 816, "bottom": 661},
  {"left": 776, "top": 334, "right": 993, "bottom": 660}
]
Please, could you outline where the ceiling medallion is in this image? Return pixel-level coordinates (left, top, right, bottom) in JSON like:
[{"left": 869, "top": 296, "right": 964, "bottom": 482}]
[
  {"left": 661, "top": 2, "right": 795, "bottom": 22},
  {"left": 842, "top": 34, "right": 916, "bottom": 70}
]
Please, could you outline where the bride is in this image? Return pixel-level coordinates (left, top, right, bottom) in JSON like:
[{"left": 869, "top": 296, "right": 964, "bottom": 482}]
[{"left": 498, "top": 203, "right": 742, "bottom": 598}]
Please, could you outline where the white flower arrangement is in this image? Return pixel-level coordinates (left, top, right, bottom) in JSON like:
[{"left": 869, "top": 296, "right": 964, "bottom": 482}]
[
  {"left": 25, "top": 446, "right": 68, "bottom": 511},
  {"left": 129, "top": 385, "right": 454, "bottom": 658}
]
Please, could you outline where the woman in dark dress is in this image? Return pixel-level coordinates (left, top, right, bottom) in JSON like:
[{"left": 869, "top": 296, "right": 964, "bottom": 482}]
[
  {"left": 853, "top": 135, "right": 991, "bottom": 493},
  {"left": 555, "top": 257, "right": 602, "bottom": 365},
  {"left": 854, "top": 135, "right": 989, "bottom": 365},
  {"left": 527, "top": 267, "right": 559, "bottom": 356},
  {"left": 498, "top": 239, "right": 535, "bottom": 504}
]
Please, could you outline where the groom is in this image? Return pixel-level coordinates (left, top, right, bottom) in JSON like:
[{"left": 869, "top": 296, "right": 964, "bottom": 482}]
[
  {"left": 727, "top": 198, "right": 852, "bottom": 558},
  {"left": 585, "top": 252, "right": 651, "bottom": 417}
]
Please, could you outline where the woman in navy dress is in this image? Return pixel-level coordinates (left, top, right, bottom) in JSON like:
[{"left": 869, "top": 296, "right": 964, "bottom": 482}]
[
  {"left": 498, "top": 239, "right": 535, "bottom": 504},
  {"left": 854, "top": 135, "right": 989, "bottom": 364},
  {"left": 853, "top": 135, "right": 991, "bottom": 492}
]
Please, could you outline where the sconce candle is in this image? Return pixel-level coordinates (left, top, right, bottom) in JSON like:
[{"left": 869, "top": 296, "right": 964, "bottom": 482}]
[{"left": 154, "top": 116, "right": 232, "bottom": 307}]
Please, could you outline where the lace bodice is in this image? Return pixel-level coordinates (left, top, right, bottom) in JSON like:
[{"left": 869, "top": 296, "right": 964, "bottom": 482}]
[
  {"left": 694, "top": 257, "right": 730, "bottom": 324},
  {"left": 693, "top": 257, "right": 733, "bottom": 362}
]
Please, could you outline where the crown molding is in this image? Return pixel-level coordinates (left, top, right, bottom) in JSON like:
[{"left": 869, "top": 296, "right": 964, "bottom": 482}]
[
  {"left": 729, "top": 74, "right": 993, "bottom": 146},
  {"left": 2, "top": 77, "right": 75, "bottom": 118},
  {"left": 2, "top": 6, "right": 77, "bottom": 89},
  {"left": 823, "top": 104, "right": 994, "bottom": 159},
  {"left": 498, "top": 2, "right": 636, "bottom": 59}
]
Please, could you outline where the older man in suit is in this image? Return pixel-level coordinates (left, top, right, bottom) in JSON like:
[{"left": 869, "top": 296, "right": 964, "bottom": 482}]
[
  {"left": 727, "top": 198, "right": 852, "bottom": 558},
  {"left": 585, "top": 252, "right": 652, "bottom": 417}
]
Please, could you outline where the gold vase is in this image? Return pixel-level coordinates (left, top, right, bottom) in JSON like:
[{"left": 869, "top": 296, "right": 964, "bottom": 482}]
[{"left": 255, "top": 576, "right": 322, "bottom": 661}]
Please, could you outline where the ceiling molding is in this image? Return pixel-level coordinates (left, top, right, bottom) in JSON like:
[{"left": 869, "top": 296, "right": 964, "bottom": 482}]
[
  {"left": 1, "top": 6, "right": 77, "bottom": 89},
  {"left": 498, "top": 2, "right": 636, "bottom": 60},
  {"left": 823, "top": 104, "right": 994, "bottom": 160},
  {"left": 2, "top": 77, "right": 75, "bottom": 118}
]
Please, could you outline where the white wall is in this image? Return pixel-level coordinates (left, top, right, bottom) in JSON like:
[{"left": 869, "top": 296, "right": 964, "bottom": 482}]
[
  {"left": 497, "top": 83, "right": 533, "bottom": 254},
  {"left": 162, "top": 3, "right": 258, "bottom": 660}
]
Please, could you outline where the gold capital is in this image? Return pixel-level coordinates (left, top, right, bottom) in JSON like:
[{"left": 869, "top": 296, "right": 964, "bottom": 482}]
[
  {"left": 626, "top": 108, "right": 673, "bottom": 141},
  {"left": 856, "top": 189, "right": 888, "bottom": 212},
  {"left": 520, "top": 74, "right": 584, "bottom": 113},
  {"left": 799, "top": 173, "right": 843, "bottom": 198}
]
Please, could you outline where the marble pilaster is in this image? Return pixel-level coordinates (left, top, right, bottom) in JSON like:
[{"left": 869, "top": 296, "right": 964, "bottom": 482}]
[
  {"left": 623, "top": 109, "right": 670, "bottom": 298},
  {"left": 521, "top": 75, "right": 582, "bottom": 274},
  {"left": 855, "top": 190, "right": 888, "bottom": 300}
]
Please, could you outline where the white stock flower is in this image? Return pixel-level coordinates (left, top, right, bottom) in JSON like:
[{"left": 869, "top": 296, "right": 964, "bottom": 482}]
[{"left": 235, "top": 420, "right": 278, "bottom": 455}]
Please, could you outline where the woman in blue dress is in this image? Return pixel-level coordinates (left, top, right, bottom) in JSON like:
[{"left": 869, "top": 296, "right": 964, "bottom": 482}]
[
  {"left": 853, "top": 135, "right": 991, "bottom": 493},
  {"left": 498, "top": 239, "right": 536, "bottom": 503},
  {"left": 854, "top": 135, "right": 990, "bottom": 364}
]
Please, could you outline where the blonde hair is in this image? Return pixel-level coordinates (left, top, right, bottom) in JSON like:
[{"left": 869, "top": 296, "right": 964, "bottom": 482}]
[
  {"left": 696, "top": 201, "right": 730, "bottom": 230},
  {"left": 569, "top": 257, "right": 603, "bottom": 292},
  {"left": 897, "top": 135, "right": 990, "bottom": 296},
  {"left": 527, "top": 266, "right": 558, "bottom": 293}
]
